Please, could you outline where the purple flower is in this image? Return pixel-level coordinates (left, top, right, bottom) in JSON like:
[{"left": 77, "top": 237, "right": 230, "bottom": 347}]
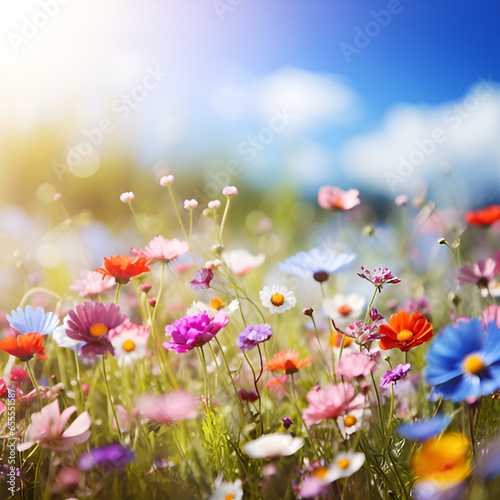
[
  {"left": 163, "top": 312, "right": 228, "bottom": 353},
  {"left": 380, "top": 363, "right": 412, "bottom": 389},
  {"left": 370, "top": 307, "right": 384, "bottom": 323},
  {"left": 190, "top": 268, "right": 214, "bottom": 290},
  {"left": 237, "top": 324, "right": 273, "bottom": 351},
  {"left": 238, "top": 389, "right": 259, "bottom": 402},
  {"left": 66, "top": 302, "right": 126, "bottom": 357},
  {"left": 78, "top": 443, "right": 135, "bottom": 472},
  {"left": 345, "top": 320, "right": 382, "bottom": 344},
  {"left": 358, "top": 266, "right": 401, "bottom": 291},
  {"left": 282, "top": 416, "right": 293, "bottom": 429}
]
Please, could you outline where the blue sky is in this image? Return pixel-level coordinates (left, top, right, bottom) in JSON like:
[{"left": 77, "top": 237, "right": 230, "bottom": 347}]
[{"left": 1, "top": 0, "right": 500, "bottom": 203}]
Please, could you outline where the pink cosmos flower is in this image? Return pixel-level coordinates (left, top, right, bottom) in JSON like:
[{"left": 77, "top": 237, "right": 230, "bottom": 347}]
[
  {"left": 223, "top": 186, "right": 238, "bottom": 196},
  {"left": 69, "top": 271, "right": 116, "bottom": 298},
  {"left": 109, "top": 319, "right": 150, "bottom": 366},
  {"left": 482, "top": 305, "right": 500, "bottom": 328},
  {"left": 160, "top": 175, "right": 174, "bottom": 185},
  {"left": 317, "top": 186, "right": 360, "bottom": 211},
  {"left": 136, "top": 390, "right": 199, "bottom": 423},
  {"left": 336, "top": 353, "right": 377, "bottom": 380},
  {"left": 457, "top": 254, "right": 500, "bottom": 289},
  {"left": 302, "top": 382, "right": 366, "bottom": 427},
  {"left": 18, "top": 400, "right": 91, "bottom": 451},
  {"left": 222, "top": 249, "right": 266, "bottom": 275},
  {"left": 131, "top": 236, "right": 190, "bottom": 264},
  {"left": 120, "top": 192, "right": 134, "bottom": 203}
]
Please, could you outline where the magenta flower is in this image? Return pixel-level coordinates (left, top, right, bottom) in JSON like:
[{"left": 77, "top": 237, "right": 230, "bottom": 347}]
[
  {"left": 345, "top": 320, "right": 382, "bottom": 344},
  {"left": 237, "top": 324, "right": 273, "bottom": 351},
  {"left": 302, "top": 382, "right": 366, "bottom": 427},
  {"left": 163, "top": 311, "right": 228, "bottom": 353},
  {"left": 131, "top": 236, "right": 190, "bottom": 264},
  {"left": 380, "top": 363, "right": 412, "bottom": 389},
  {"left": 358, "top": 266, "right": 401, "bottom": 292},
  {"left": 136, "top": 390, "right": 199, "bottom": 423},
  {"left": 17, "top": 400, "right": 91, "bottom": 451},
  {"left": 336, "top": 353, "right": 377, "bottom": 380},
  {"left": 69, "top": 271, "right": 116, "bottom": 298},
  {"left": 457, "top": 255, "right": 500, "bottom": 289},
  {"left": 318, "top": 186, "right": 361, "bottom": 211},
  {"left": 65, "top": 302, "right": 127, "bottom": 357},
  {"left": 190, "top": 268, "right": 214, "bottom": 290}
]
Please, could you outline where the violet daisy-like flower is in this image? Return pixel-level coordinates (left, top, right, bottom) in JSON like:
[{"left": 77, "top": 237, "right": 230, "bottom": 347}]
[
  {"left": 78, "top": 442, "right": 135, "bottom": 472},
  {"left": 163, "top": 311, "right": 228, "bottom": 353},
  {"left": 457, "top": 255, "right": 500, "bottom": 291},
  {"left": 131, "top": 236, "right": 190, "bottom": 264},
  {"left": 190, "top": 268, "right": 214, "bottom": 290},
  {"left": 65, "top": 302, "right": 127, "bottom": 357},
  {"left": 7, "top": 305, "right": 59, "bottom": 335},
  {"left": 279, "top": 248, "right": 356, "bottom": 282},
  {"left": 380, "top": 363, "right": 412, "bottom": 388},
  {"left": 237, "top": 324, "right": 273, "bottom": 351},
  {"left": 358, "top": 266, "right": 401, "bottom": 292}
]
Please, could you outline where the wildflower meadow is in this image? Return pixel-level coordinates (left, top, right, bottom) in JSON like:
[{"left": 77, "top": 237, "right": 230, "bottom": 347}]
[{"left": 2, "top": 176, "right": 500, "bottom": 500}]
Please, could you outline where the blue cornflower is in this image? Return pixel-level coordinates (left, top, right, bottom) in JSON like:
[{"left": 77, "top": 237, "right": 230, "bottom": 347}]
[
  {"left": 396, "top": 415, "right": 452, "bottom": 441},
  {"left": 78, "top": 443, "right": 135, "bottom": 472},
  {"left": 425, "top": 319, "right": 500, "bottom": 402},
  {"left": 6, "top": 305, "right": 59, "bottom": 335},
  {"left": 278, "top": 248, "right": 355, "bottom": 282}
]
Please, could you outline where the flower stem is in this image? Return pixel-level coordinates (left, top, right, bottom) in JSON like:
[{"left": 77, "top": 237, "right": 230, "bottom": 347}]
[
  {"left": 114, "top": 283, "right": 122, "bottom": 304},
  {"left": 218, "top": 196, "right": 231, "bottom": 244},
  {"left": 101, "top": 357, "right": 123, "bottom": 442},
  {"left": 26, "top": 360, "right": 42, "bottom": 411}
]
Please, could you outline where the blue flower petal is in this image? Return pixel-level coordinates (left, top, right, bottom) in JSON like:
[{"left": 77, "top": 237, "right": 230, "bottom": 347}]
[{"left": 396, "top": 415, "right": 452, "bottom": 441}]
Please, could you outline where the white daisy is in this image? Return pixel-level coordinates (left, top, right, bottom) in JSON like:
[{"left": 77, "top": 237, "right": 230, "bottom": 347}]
[
  {"left": 52, "top": 315, "right": 80, "bottom": 349},
  {"left": 242, "top": 433, "right": 304, "bottom": 459},
  {"left": 209, "top": 477, "right": 243, "bottom": 500},
  {"left": 323, "top": 293, "right": 365, "bottom": 330},
  {"left": 336, "top": 409, "right": 371, "bottom": 439},
  {"left": 110, "top": 320, "right": 149, "bottom": 366},
  {"left": 186, "top": 298, "right": 239, "bottom": 318},
  {"left": 260, "top": 285, "right": 297, "bottom": 314}
]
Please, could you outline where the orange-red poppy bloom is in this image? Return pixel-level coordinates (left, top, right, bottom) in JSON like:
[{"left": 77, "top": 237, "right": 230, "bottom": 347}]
[
  {"left": 465, "top": 205, "right": 500, "bottom": 226},
  {"left": 95, "top": 255, "right": 150, "bottom": 284},
  {"left": 266, "top": 349, "right": 312, "bottom": 374},
  {"left": 0, "top": 333, "right": 47, "bottom": 361},
  {"left": 378, "top": 311, "right": 433, "bottom": 352}
]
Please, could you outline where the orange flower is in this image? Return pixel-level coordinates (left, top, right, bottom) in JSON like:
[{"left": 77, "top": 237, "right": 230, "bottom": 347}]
[
  {"left": 95, "top": 255, "right": 150, "bottom": 284},
  {"left": 378, "top": 311, "right": 433, "bottom": 352},
  {"left": 266, "top": 349, "right": 312, "bottom": 374},
  {"left": 465, "top": 205, "right": 500, "bottom": 226},
  {"left": 0, "top": 333, "right": 47, "bottom": 361}
]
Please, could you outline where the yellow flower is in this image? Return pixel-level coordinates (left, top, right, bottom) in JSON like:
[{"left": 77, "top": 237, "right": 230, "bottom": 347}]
[{"left": 411, "top": 432, "right": 471, "bottom": 483}]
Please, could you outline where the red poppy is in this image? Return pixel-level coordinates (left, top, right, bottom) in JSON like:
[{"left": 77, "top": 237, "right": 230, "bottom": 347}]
[
  {"left": 95, "top": 255, "right": 150, "bottom": 284},
  {"left": 378, "top": 311, "right": 433, "bottom": 352},
  {"left": 266, "top": 349, "right": 312, "bottom": 374},
  {"left": 0, "top": 333, "right": 47, "bottom": 361},
  {"left": 465, "top": 205, "right": 500, "bottom": 226}
]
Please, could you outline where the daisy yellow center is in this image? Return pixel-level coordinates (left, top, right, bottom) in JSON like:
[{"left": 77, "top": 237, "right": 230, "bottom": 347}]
[
  {"left": 338, "top": 304, "right": 352, "bottom": 316},
  {"left": 122, "top": 339, "right": 136, "bottom": 352},
  {"left": 313, "top": 466, "right": 329, "bottom": 479},
  {"left": 337, "top": 459, "right": 350, "bottom": 470},
  {"left": 396, "top": 329, "right": 413, "bottom": 342},
  {"left": 90, "top": 323, "right": 108, "bottom": 337},
  {"left": 344, "top": 415, "right": 357, "bottom": 427},
  {"left": 210, "top": 297, "right": 223, "bottom": 311},
  {"left": 270, "top": 293, "right": 285, "bottom": 307},
  {"left": 463, "top": 354, "right": 485, "bottom": 375},
  {"left": 225, "top": 495, "right": 235, "bottom": 500}
]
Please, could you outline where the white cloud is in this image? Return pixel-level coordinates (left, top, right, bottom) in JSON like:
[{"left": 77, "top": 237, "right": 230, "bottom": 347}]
[
  {"left": 210, "top": 67, "right": 361, "bottom": 131},
  {"left": 341, "top": 78, "right": 500, "bottom": 196}
]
